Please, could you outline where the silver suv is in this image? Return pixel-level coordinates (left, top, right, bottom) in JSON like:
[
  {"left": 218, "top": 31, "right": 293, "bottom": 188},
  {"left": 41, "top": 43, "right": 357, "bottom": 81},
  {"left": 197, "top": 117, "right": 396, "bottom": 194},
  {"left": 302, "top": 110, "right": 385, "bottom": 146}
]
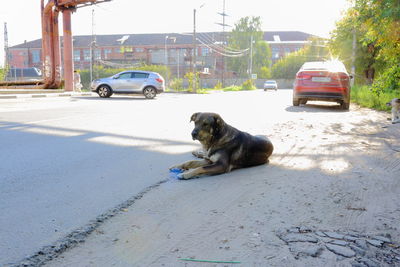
[{"left": 91, "top": 70, "right": 165, "bottom": 99}]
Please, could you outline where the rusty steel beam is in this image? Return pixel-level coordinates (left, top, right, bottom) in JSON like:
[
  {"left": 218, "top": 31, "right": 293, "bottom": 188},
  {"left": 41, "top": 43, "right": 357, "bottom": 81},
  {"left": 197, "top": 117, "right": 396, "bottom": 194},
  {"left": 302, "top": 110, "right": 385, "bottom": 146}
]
[
  {"left": 62, "top": 8, "right": 74, "bottom": 91},
  {"left": 57, "top": 0, "right": 111, "bottom": 8},
  {"left": 0, "top": 0, "right": 111, "bottom": 89}
]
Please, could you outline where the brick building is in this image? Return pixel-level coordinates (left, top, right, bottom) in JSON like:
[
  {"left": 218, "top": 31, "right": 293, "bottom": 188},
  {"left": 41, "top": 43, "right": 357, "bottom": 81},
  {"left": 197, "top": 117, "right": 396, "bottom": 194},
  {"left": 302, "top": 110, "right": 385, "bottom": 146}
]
[{"left": 8, "top": 31, "right": 316, "bottom": 78}]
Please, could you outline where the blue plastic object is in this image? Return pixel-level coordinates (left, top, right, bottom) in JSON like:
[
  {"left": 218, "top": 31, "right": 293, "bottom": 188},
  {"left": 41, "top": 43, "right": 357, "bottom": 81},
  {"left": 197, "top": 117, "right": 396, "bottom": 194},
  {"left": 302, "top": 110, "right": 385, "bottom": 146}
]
[{"left": 169, "top": 168, "right": 184, "bottom": 180}]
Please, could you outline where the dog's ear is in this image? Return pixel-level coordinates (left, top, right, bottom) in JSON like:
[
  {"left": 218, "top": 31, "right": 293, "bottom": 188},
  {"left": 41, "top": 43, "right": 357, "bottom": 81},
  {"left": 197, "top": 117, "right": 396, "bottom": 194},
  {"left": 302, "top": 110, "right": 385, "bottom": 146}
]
[
  {"left": 190, "top": 112, "right": 200, "bottom": 122},
  {"left": 212, "top": 114, "right": 224, "bottom": 132}
]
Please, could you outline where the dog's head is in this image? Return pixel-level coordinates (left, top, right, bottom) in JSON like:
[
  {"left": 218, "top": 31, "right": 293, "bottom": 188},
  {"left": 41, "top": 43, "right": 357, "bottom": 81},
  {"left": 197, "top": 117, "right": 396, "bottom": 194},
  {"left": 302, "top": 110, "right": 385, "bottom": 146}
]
[
  {"left": 387, "top": 98, "right": 400, "bottom": 107},
  {"left": 190, "top": 112, "right": 224, "bottom": 144}
]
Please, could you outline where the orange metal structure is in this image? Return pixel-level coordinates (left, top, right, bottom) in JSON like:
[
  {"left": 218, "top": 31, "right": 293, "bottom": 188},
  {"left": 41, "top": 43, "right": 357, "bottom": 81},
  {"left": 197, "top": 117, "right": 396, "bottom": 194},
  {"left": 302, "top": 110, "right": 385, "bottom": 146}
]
[{"left": 0, "top": 0, "right": 110, "bottom": 90}]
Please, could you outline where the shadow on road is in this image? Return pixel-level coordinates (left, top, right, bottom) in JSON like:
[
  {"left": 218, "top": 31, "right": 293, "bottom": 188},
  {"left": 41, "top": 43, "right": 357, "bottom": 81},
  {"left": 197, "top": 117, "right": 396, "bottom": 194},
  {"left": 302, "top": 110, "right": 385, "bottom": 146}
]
[
  {"left": 76, "top": 96, "right": 153, "bottom": 101},
  {"left": 286, "top": 103, "right": 347, "bottom": 113},
  {"left": 0, "top": 119, "right": 196, "bottom": 266}
]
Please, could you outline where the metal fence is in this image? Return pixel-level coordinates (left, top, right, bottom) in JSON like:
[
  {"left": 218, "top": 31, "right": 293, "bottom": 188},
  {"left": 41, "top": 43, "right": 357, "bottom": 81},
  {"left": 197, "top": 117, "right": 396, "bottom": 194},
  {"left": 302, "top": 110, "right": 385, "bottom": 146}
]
[{"left": 182, "top": 78, "right": 295, "bottom": 89}]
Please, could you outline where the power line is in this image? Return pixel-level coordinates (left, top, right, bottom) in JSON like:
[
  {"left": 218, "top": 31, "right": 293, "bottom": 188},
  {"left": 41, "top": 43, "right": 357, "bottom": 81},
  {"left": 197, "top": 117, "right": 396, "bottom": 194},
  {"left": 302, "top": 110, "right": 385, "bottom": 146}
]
[
  {"left": 196, "top": 36, "right": 249, "bottom": 56},
  {"left": 197, "top": 32, "right": 248, "bottom": 54},
  {"left": 196, "top": 38, "right": 247, "bottom": 57}
]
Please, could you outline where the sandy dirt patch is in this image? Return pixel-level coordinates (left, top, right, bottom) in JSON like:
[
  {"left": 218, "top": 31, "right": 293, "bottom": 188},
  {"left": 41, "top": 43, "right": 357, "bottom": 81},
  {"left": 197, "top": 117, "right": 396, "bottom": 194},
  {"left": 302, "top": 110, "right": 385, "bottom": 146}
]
[{"left": 42, "top": 102, "right": 400, "bottom": 267}]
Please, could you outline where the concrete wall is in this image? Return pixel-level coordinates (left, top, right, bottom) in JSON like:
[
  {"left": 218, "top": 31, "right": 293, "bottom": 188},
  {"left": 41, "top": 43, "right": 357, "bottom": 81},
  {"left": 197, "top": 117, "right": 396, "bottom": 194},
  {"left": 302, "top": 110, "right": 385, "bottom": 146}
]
[{"left": 181, "top": 78, "right": 295, "bottom": 89}]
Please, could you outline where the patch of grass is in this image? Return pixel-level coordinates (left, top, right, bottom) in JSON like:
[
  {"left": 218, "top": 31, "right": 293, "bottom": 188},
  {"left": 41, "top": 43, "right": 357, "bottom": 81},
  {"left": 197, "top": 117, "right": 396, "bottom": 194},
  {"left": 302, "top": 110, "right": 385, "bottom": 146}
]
[
  {"left": 351, "top": 85, "right": 399, "bottom": 111},
  {"left": 196, "top": 88, "right": 212, "bottom": 94},
  {"left": 223, "top": 85, "right": 242, "bottom": 91}
]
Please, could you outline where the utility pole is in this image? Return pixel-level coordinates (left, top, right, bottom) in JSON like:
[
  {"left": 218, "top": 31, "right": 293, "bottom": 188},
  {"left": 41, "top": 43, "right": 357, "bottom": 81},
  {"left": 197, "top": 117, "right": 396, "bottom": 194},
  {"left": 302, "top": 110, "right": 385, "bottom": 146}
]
[
  {"left": 177, "top": 49, "right": 180, "bottom": 79},
  {"left": 216, "top": 0, "right": 229, "bottom": 87},
  {"left": 3, "top": 22, "right": 10, "bottom": 80},
  {"left": 165, "top": 36, "right": 175, "bottom": 90},
  {"left": 89, "top": 8, "right": 95, "bottom": 84},
  {"left": 165, "top": 35, "right": 169, "bottom": 89},
  {"left": 192, "top": 8, "right": 197, "bottom": 93},
  {"left": 249, "top": 35, "right": 253, "bottom": 79}
]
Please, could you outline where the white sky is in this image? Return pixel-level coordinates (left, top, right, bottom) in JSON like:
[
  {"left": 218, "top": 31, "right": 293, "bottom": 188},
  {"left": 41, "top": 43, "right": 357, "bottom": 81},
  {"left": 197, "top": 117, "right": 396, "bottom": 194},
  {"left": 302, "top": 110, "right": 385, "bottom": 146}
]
[{"left": 0, "top": 0, "right": 351, "bottom": 67}]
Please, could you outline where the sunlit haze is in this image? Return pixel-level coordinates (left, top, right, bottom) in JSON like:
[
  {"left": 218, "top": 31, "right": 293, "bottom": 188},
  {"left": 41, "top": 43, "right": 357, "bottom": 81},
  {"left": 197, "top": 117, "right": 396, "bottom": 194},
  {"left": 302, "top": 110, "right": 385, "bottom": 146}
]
[{"left": 0, "top": 0, "right": 351, "bottom": 66}]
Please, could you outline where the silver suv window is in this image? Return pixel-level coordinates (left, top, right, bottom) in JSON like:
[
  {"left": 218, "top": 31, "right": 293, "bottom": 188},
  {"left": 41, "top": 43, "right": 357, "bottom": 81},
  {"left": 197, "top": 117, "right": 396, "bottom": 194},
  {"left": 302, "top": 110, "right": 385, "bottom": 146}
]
[
  {"left": 118, "top": 72, "right": 132, "bottom": 79},
  {"left": 133, "top": 72, "right": 149, "bottom": 79}
]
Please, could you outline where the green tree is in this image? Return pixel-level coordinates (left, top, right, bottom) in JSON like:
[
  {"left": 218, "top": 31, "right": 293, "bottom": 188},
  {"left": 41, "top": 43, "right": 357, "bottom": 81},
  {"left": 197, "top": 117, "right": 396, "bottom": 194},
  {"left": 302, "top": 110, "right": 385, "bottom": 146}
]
[
  {"left": 228, "top": 16, "right": 271, "bottom": 78},
  {"left": 271, "top": 38, "right": 329, "bottom": 79},
  {"left": 184, "top": 72, "right": 200, "bottom": 92},
  {"left": 0, "top": 68, "right": 5, "bottom": 81},
  {"left": 329, "top": 0, "right": 400, "bottom": 90}
]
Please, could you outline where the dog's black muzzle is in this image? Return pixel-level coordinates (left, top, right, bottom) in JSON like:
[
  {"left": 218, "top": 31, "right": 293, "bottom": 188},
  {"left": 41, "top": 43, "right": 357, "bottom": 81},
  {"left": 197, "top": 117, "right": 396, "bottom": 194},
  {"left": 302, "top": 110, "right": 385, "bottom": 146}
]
[{"left": 191, "top": 129, "right": 199, "bottom": 140}]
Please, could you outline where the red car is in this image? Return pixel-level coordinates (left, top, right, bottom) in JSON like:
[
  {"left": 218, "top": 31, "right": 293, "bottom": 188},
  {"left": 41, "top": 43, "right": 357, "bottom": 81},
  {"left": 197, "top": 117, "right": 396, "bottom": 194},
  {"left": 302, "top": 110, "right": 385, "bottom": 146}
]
[{"left": 293, "top": 61, "right": 351, "bottom": 110}]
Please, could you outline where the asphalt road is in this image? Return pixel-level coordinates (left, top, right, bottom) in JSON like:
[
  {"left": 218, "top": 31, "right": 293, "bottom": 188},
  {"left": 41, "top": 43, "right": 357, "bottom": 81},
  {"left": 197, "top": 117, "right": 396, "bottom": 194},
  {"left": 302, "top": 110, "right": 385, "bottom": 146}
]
[
  {"left": 2, "top": 90, "right": 400, "bottom": 266},
  {"left": 0, "top": 89, "right": 289, "bottom": 266}
]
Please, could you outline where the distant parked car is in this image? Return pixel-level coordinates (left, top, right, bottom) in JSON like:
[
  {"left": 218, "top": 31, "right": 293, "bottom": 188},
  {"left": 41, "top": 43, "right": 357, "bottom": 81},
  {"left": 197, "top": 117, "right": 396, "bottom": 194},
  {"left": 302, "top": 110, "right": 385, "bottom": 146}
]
[
  {"left": 264, "top": 80, "right": 278, "bottom": 91},
  {"left": 293, "top": 61, "right": 351, "bottom": 110},
  {"left": 91, "top": 70, "right": 165, "bottom": 99}
]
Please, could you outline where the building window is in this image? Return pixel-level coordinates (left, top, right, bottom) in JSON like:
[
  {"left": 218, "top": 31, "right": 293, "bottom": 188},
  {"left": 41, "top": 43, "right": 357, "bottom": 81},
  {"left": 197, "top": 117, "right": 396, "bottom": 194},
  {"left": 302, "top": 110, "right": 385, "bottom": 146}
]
[
  {"left": 83, "top": 49, "right": 90, "bottom": 61},
  {"left": 201, "top": 47, "right": 209, "bottom": 56},
  {"left": 74, "top": 50, "right": 81, "bottom": 62},
  {"left": 150, "top": 49, "right": 164, "bottom": 64},
  {"left": 271, "top": 47, "right": 280, "bottom": 59},
  {"left": 94, "top": 49, "right": 101, "bottom": 60},
  {"left": 104, "top": 49, "right": 112, "bottom": 59},
  {"left": 136, "top": 48, "right": 144, "bottom": 52},
  {"left": 180, "top": 48, "right": 187, "bottom": 56},
  {"left": 284, "top": 47, "right": 291, "bottom": 54},
  {"left": 120, "top": 46, "right": 133, "bottom": 53},
  {"left": 31, "top": 50, "right": 40, "bottom": 63}
]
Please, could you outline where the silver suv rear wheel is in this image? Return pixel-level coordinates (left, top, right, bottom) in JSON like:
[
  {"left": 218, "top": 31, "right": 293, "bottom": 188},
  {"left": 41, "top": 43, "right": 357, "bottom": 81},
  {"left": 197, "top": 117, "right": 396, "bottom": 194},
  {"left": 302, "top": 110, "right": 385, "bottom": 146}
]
[
  {"left": 143, "top": 87, "right": 156, "bottom": 99},
  {"left": 98, "top": 85, "right": 112, "bottom": 98}
]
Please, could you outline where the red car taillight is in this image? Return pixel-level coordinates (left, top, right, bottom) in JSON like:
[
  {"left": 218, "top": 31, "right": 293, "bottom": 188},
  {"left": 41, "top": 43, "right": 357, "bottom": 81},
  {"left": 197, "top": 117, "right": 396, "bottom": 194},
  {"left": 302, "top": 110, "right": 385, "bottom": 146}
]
[
  {"left": 331, "top": 73, "right": 349, "bottom": 81},
  {"left": 296, "top": 72, "right": 311, "bottom": 80},
  {"left": 156, "top": 78, "right": 163, "bottom": 83}
]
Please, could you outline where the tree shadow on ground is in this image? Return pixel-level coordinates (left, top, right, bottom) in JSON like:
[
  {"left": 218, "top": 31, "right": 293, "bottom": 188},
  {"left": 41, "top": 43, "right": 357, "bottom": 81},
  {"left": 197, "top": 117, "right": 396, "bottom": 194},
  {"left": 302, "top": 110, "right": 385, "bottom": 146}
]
[{"left": 286, "top": 102, "right": 347, "bottom": 113}]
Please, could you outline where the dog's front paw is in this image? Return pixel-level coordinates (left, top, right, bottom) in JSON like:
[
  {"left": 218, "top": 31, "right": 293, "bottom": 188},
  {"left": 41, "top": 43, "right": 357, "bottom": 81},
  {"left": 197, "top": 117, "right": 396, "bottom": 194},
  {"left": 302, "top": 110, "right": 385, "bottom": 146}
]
[
  {"left": 177, "top": 170, "right": 199, "bottom": 180},
  {"left": 169, "top": 164, "right": 184, "bottom": 171},
  {"left": 176, "top": 173, "right": 185, "bottom": 180},
  {"left": 177, "top": 172, "right": 194, "bottom": 180}
]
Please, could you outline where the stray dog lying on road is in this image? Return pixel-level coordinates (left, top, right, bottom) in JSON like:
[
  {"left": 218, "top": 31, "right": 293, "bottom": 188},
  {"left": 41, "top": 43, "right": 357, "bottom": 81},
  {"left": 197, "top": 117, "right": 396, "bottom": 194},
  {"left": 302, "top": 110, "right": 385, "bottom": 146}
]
[
  {"left": 170, "top": 112, "right": 274, "bottom": 179},
  {"left": 386, "top": 98, "right": 400, "bottom": 124}
]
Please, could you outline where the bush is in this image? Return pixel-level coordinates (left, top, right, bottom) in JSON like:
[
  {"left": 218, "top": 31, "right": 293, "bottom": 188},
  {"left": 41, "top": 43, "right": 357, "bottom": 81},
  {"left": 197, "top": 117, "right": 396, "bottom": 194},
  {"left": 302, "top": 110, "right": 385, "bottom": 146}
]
[
  {"left": 241, "top": 79, "right": 256, "bottom": 90},
  {"left": 169, "top": 78, "right": 184, "bottom": 91},
  {"left": 371, "top": 64, "right": 400, "bottom": 95},
  {"left": 214, "top": 81, "right": 223, "bottom": 90},
  {"left": 351, "top": 85, "right": 400, "bottom": 111},
  {"left": 184, "top": 72, "right": 200, "bottom": 92},
  {"left": 223, "top": 85, "right": 241, "bottom": 91},
  {"left": 258, "top": 66, "right": 271, "bottom": 79},
  {"left": 0, "top": 68, "right": 5, "bottom": 81}
]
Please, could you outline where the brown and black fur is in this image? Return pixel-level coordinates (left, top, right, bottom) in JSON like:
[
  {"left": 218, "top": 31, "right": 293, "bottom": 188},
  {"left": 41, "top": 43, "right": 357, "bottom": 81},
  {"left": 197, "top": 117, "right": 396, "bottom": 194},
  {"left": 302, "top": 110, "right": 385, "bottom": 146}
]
[
  {"left": 170, "top": 112, "right": 274, "bottom": 179},
  {"left": 386, "top": 98, "right": 400, "bottom": 124}
]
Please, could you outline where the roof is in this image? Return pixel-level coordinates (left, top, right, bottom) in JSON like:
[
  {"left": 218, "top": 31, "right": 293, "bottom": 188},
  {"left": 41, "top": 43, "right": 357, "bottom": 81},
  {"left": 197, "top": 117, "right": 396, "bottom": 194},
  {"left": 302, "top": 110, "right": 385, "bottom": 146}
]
[
  {"left": 263, "top": 31, "right": 316, "bottom": 42},
  {"left": 11, "top": 31, "right": 319, "bottom": 49}
]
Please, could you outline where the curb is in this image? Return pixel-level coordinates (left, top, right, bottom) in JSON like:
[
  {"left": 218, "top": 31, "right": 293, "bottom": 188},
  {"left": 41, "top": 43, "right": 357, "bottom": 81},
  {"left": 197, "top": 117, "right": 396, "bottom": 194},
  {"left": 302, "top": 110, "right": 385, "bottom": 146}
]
[{"left": 0, "top": 91, "right": 95, "bottom": 99}]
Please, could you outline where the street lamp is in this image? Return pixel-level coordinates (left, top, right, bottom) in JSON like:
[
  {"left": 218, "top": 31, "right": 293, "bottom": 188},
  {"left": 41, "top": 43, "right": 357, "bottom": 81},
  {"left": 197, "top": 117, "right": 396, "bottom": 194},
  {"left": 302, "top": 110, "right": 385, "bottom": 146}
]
[
  {"left": 192, "top": 3, "right": 205, "bottom": 93},
  {"left": 164, "top": 35, "right": 176, "bottom": 90}
]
